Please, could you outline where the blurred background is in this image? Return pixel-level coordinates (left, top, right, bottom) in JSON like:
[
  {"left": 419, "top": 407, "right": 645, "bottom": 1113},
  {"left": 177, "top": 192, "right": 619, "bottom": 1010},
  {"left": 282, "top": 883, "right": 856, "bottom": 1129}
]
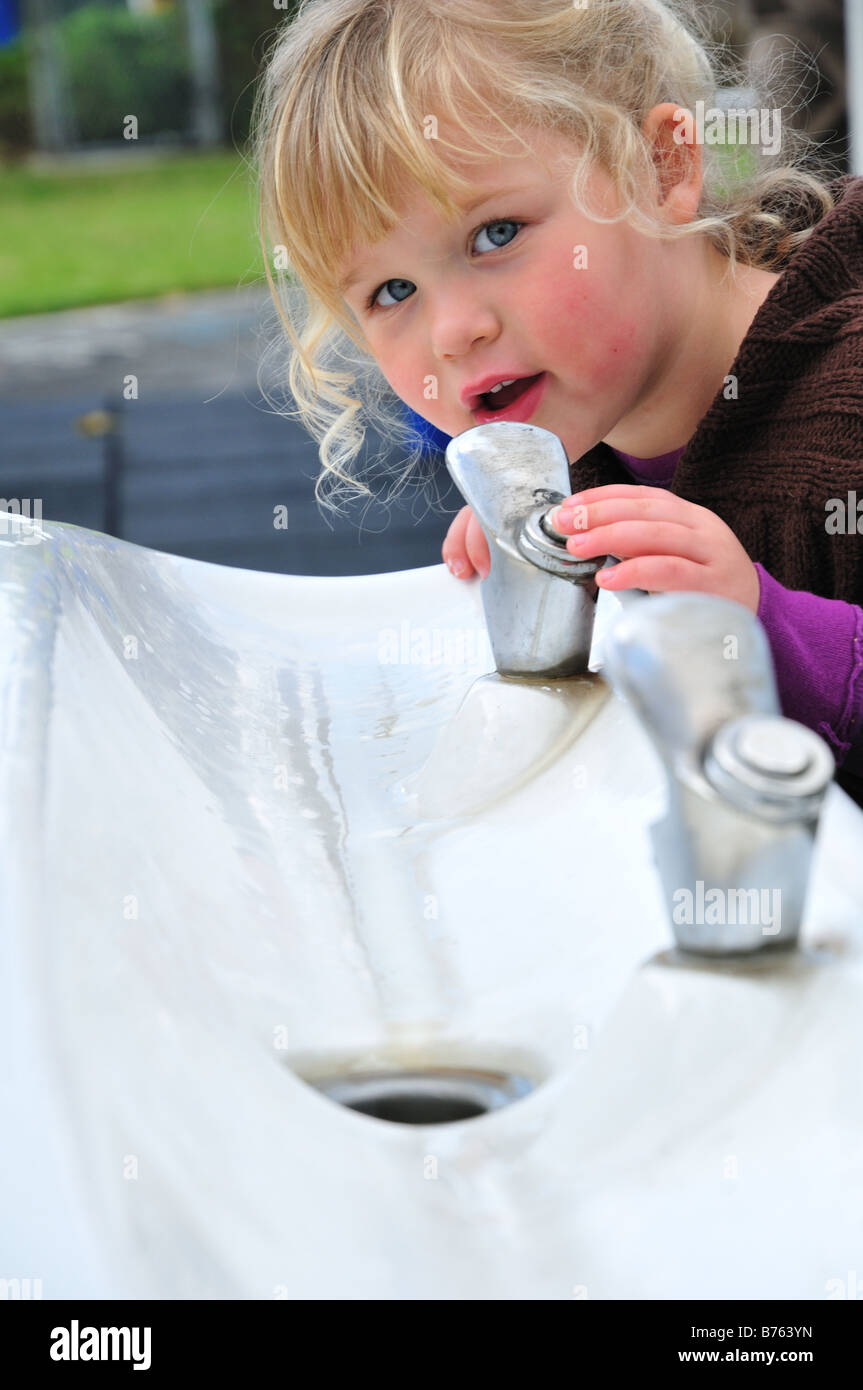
[{"left": 0, "top": 0, "right": 857, "bottom": 575}]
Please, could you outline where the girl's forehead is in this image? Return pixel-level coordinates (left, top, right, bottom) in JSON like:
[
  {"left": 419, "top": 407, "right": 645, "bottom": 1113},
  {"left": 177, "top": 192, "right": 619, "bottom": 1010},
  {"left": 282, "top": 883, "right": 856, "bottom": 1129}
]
[
  {"left": 437, "top": 120, "right": 584, "bottom": 176},
  {"left": 373, "top": 127, "right": 585, "bottom": 223}
]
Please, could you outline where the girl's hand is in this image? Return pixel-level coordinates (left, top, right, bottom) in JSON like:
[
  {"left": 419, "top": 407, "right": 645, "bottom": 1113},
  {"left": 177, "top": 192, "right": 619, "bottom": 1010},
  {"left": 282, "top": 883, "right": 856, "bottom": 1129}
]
[
  {"left": 442, "top": 504, "right": 490, "bottom": 579},
  {"left": 549, "top": 485, "right": 760, "bottom": 613}
]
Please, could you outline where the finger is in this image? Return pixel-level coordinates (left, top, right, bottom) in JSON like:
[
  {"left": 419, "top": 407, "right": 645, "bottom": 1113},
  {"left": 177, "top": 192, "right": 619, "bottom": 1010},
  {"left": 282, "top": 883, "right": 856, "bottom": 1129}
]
[
  {"left": 442, "top": 505, "right": 476, "bottom": 576},
  {"left": 465, "top": 513, "right": 491, "bottom": 578},
  {"left": 552, "top": 494, "right": 697, "bottom": 534},
  {"left": 596, "top": 554, "right": 712, "bottom": 592},
  {"left": 562, "top": 484, "right": 667, "bottom": 506},
  {"left": 566, "top": 520, "right": 709, "bottom": 564}
]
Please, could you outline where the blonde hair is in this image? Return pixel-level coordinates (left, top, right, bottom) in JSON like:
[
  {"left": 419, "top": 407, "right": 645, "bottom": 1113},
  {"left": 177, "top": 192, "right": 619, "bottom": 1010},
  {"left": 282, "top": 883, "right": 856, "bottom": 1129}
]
[{"left": 250, "top": 0, "right": 843, "bottom": 516}]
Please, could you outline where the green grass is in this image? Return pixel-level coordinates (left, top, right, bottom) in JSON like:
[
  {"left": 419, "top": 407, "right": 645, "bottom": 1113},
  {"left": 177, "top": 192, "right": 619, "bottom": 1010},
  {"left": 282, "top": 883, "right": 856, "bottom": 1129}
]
[{"left": 0, "top": 150, "right": 264, "bottom": 318}]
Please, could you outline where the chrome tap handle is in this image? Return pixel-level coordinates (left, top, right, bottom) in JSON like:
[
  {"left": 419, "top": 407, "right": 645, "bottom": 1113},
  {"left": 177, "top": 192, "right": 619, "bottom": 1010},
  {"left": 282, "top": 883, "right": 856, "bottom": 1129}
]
[
  {"left": 603, "top": 593, "right": 834, "bottom": 953},
  {"left": 602, "top": 592, "right": 781, "bottom": 783},
  {"left": 445, "top": 420, "right": 574, "bottom": 555},
  {"left": 444, "top": 422, "right": 606, "bottom": 677}
]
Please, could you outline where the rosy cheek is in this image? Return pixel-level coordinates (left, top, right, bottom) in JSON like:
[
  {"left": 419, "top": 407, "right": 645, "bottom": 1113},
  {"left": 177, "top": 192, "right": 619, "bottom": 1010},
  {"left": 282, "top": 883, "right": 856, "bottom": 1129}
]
[
  {"left": 386, "top": 364, "right": 424, "bottom": 410},
  {"left": 368, "top": 348, "right": 415, "bottom": 406},
  {"left": 600, "top": 321, "right": 639, "bottom": 368},
  {"left": 377, "top": 356, "right": 452, "bottom": 429},
  {"left": 542, "top": 273, "right": 641, "bottom": 386}
]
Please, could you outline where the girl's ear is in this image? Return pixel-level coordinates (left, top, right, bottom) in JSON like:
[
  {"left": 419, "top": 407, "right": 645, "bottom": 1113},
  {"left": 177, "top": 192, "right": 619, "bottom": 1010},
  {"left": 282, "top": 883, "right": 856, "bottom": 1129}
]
[{"left": 641, "top": 102, "right": 703, "bottom": 225}]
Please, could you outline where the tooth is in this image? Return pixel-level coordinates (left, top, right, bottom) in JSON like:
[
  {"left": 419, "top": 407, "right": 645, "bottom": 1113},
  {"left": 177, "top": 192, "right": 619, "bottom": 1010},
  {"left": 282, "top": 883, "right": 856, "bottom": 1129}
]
[{"left": 487, "top": 378, "right": 517, "bottom": 395}]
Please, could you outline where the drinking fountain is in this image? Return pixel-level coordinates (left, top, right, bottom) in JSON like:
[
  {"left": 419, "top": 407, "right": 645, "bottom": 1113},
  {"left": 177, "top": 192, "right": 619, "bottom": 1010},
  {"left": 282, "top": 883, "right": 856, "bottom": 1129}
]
[
  {"left": 1, "top": 476, "right": 862, "bottom": 1299},
  {"left": 603, "top": 592, "right": 835, "bottom": 953},
  {"left": 444, "top": 421, "right": 608, "bottom": 676}
]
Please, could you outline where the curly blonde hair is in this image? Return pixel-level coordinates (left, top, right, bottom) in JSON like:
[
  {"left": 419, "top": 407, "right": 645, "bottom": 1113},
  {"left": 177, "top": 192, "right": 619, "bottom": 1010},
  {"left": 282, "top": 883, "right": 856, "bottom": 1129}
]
[{"left": 250, "top": 0, "right": 843, "bottom": 516}]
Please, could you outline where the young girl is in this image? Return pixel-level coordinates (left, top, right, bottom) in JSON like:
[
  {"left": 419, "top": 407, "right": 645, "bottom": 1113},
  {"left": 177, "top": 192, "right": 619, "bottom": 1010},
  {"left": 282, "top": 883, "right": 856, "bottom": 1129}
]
[{"left": 252, "top": 0, "right": 863, "bottom": 809}]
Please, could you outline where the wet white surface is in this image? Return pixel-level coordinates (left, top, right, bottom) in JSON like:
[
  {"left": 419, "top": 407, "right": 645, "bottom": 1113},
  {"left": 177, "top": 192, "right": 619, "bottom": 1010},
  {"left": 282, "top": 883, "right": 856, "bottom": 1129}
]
[{"left": 1, "top": 513, "right": 861, "bottom": 1298}]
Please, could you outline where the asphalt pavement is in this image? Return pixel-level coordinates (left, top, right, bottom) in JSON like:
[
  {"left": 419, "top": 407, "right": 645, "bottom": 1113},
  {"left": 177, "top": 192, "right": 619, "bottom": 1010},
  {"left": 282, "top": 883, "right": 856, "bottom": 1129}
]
[{"left": 0, "top": 286, "right": 461, "bottom": 575}]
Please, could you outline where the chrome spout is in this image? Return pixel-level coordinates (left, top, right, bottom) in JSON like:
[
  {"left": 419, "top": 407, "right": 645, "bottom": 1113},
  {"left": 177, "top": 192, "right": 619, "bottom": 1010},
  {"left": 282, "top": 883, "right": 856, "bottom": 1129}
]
[
  {"left": 603, "top": 593, "right": 835, "bottom": 954},
  {"left": 444, "top": 422, "right": 607, "bottom": 676}
]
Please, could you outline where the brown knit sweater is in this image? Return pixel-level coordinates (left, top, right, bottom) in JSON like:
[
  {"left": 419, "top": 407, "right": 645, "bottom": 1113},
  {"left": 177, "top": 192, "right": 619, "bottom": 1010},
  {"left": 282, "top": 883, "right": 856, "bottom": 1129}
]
[{"left": 569, "top": 173, "right": 863, "bottom": 806}]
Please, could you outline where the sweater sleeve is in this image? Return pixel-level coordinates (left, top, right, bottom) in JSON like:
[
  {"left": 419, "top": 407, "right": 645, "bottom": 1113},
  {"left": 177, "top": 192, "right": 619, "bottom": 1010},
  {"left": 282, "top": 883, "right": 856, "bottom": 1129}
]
[{"left": 754, "top": 562, "right": 863, "bottom": 773}]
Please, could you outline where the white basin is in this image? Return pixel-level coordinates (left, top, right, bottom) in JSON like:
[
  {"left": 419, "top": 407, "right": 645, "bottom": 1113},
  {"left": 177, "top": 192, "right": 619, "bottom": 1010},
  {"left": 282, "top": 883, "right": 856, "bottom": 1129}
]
[{"left": 1, "top": 512, "right": 861, "bottom": 1299}]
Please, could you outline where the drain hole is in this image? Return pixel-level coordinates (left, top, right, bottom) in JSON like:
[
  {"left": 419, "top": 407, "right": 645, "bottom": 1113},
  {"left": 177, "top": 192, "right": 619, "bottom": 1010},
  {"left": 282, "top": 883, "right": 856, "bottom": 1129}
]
[
  {"left": 348, "top": 1092, "right": 487, "bottom": 1124},
  {"left": 307, "top": 1068, "right": 534, "bottom": 1125}
]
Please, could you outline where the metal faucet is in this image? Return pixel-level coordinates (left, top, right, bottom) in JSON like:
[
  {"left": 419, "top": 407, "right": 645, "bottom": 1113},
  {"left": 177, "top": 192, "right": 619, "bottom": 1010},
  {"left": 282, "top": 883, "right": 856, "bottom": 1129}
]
[
  {"left": 602, "top": 592, "right": 835, "bottom": 954},
  {"left": 444, "top": 422, "right": 608, "bottom": 676}
]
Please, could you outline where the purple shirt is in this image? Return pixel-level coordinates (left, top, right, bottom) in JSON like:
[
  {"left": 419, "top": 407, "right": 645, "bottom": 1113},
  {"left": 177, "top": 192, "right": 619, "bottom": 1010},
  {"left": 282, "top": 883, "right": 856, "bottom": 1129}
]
[{"left": 607, "top": 444, "right": 863, "bottom": 773}]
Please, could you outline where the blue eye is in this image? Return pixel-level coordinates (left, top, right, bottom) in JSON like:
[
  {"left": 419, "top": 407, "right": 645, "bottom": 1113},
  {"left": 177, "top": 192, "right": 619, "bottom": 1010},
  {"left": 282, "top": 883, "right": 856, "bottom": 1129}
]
[
  {"left": 367, "top": 277, "right": 415, "bottom": 311},
  {"left": 366, "top": 217, "right": 524, "bottom": 311},
  {"left": 472, "top": 219, "right": 521, "bottom": 253}
]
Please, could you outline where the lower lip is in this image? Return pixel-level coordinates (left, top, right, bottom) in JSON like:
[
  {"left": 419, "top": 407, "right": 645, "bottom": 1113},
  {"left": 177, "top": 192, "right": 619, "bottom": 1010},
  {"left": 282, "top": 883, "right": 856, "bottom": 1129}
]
[{"left": 471, "top": 372, "right": 547, "bottom": 424}]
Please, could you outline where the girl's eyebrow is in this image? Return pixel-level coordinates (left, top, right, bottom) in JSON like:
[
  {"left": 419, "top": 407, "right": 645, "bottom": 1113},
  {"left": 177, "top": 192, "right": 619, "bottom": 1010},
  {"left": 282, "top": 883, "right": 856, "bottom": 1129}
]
[
  {"left": 339, "top": 182, "right": 531, "bottom": 293},
  {"left": 339, "top": 267, "right": 367, "bottom": 294},
  {"left": 458, "top": 181, "right": 530, "bottom": 216}
]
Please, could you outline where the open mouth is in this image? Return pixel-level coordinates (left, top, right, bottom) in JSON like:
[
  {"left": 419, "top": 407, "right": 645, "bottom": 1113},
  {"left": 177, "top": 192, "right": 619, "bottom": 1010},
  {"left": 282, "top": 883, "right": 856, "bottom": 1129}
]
[{"left": 478, "top": 373, "right": 545, "bottom": 411}]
